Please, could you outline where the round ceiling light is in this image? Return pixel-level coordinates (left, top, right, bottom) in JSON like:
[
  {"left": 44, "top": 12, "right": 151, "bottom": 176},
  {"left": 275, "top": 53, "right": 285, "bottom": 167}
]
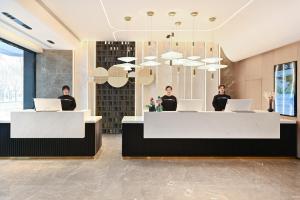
[
  {"left": 161, "top": 51, "right": 183, "bottom": 60},
  {"left": 201, "top": 57, "right": 223, "bottom": 64},
  {"left": 144, "top": 56, "right": 157, "bottom": 60},
  {"left": 117, "top": 57, "right": 137, "bottom": 63},
  {"left": 164, "top": 59, "right": 188, "bottom": 66},
  {"left": 187, "top": 56, "right": 201, "bottom": 60},
  {"left": 140, "top": 60, "right": 160, "bottom": 67},
  {"left": 198, "top": 64, "right": 227, "bottom": 71},
  {"left": 183, "top": 60, "right": 204, "bottom": 67}
]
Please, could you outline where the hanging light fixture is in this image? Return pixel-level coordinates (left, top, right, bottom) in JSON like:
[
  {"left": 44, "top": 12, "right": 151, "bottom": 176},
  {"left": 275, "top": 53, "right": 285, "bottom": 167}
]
[
  {"left": 117, "top": 16, "right": 137, "bottom": 65},
  {"left": 201, "top": 17, "right": 223, "bottom": 64},
  {"left": 198, "top": 64, "right": 227, "bottom": 71},
  {"left": 183, "top": 60, "right": 204, "bottom": 67},
  {"left": 187, "top": 11, "right": 201, "bottom": 61},
  {"left": 161, "top": 12, "right": 183, "bottom": 64},
  {"left": 114, "top": 63, "right": 139, "bottom": 71},
  {"left": 140, "top": 60, "right": 161, "bottom": 67},
  {"left": 143, "top": 11, "right": 159, "bottom": 61}
]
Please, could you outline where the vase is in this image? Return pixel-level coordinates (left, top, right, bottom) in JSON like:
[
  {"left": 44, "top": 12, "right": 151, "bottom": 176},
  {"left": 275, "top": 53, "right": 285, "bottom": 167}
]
[{"left": 267, "top": 99, "right": 274, "bottom": 112}]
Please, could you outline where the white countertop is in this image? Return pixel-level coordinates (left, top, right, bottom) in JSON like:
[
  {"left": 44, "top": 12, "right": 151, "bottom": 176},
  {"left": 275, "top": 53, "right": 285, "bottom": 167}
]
[
  {"left": 0, "top": 111, "right": 102, "bottom": 124},
  {"left": 122, "top": 116, "right": 144, "bottom": 123},
  {"left": 122, "top": 113, "right": 297, "bottom": 124},
  {"left": 85, "top": 116, "right": 102, "bottom": 123},
  {"left": 143, "top": 111, "right": 281, "bottom": 139}
]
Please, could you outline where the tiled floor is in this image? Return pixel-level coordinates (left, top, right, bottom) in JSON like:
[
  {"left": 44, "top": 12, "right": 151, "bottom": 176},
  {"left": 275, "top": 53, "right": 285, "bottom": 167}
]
[{"left": 0, "top": 134, "right": 300, "bottom": 200}]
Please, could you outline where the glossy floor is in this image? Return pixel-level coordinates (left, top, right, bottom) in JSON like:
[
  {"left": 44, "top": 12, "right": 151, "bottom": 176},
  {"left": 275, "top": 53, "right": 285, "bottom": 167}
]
[{"left": 0, "top": 134, "right": 300, "bottom": 200}]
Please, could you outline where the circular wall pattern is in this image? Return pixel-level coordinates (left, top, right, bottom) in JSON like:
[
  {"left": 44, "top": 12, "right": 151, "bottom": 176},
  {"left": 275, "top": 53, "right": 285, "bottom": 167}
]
[
  {"left": 93, "top": 67, "right": 108, "bottom": 84},
  {"left": 107, "top": 66, "right": 128, "bottom": 87}
]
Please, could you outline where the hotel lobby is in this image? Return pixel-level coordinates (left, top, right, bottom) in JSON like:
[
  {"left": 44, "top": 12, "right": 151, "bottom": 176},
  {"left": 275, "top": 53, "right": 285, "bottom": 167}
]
[{"left": 0, "top": 0, "right": 300, "bottom": 199}]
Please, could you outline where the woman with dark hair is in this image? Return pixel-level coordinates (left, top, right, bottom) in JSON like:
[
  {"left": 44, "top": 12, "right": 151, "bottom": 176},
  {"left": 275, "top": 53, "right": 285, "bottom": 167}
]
[
  {"left": 212, "top": 84, "right": 231, "bottom": 111},
  {"left": 161, "top": 85, "right": 177, "bottom": 111}
]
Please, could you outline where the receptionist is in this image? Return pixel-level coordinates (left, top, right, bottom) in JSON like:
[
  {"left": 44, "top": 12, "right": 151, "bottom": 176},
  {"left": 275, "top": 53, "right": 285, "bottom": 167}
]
[
  {"left": 212, "top": 84, "right": 231, "bottom": 111},
  {"left": 161, "top": 85, "right": 177, "bottom": 111},
  {"left": 58, "top": 85, "right": 76, "bottom": 111}
]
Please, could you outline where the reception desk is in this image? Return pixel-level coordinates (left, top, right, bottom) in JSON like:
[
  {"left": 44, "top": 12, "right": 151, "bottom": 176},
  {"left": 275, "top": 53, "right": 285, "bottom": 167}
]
[
  {"left": 122, "top": 111, "right": 297, "bottom": 157},
  {"left": 0, "top": 110, "right": 102, "bottom": 157}
]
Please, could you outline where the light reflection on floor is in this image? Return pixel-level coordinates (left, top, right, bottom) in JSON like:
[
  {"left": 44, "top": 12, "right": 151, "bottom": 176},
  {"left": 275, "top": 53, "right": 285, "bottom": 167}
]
[{"left": 0, "top": 134, "right": 299, "bottom": 200}]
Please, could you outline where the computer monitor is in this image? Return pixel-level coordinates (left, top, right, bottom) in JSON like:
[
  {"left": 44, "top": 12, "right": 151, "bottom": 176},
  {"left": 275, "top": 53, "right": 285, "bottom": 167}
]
[
  {"left": 225, "top": 99, "right": 253, "bottom": 112},
  {"left": 177, "top": 99, "right": 203, "bottom": 112},
  {"left": 34, "top": 98, "right": 62, "bottom": 112}
]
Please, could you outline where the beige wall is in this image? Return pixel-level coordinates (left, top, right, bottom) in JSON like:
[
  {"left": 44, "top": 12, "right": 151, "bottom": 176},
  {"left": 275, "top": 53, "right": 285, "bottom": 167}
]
[
  {"left": 135, "top": 41, "right": 220, "bottom": 115},
  {"left": 232, "top": 41, "right": 300, "bottom": 114}
]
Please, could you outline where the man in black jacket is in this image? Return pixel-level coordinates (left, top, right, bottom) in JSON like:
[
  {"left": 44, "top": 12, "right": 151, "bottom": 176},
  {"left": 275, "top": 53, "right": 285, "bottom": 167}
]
[
  {"left": 161, "top": 85, "right": 177, "bottom": 111},
  {"left": 212, "top": 84, "right": 231, "bottom": 111},
  {"left": 58, "top": 85, "right": 76, "bottom": 111}
]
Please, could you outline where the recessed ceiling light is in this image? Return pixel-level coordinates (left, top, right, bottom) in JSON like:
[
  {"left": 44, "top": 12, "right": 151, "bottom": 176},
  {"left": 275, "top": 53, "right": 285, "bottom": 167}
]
[
  {"left": 1, "top": 12, "right": 32, "bottom": 30},
  {"left": 147, "top": 11, "right": 154, "bottom": 16},
  {"left": 191, "top": 12, "right": 198, "bottom": 17},
  {"left": 209, "top": 17, "right": 216, "bottom": 22},
  {"left": 174, "top": 21, "right": 182, "bottom": 26},
  {"left": 168, "top": 12, "right": 176, "bottom": 17},
  {"left": 124, "top": 16, "right": 132, "bottom": 21},
  {"left": 47, "top": 40, "right": 55, "bottom": 44}
]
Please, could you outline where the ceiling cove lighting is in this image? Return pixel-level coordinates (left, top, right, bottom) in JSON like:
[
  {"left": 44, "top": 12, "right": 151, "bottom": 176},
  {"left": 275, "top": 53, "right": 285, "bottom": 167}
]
[{"left": 1, "top": 12, "right": 32, "bottom": 30}]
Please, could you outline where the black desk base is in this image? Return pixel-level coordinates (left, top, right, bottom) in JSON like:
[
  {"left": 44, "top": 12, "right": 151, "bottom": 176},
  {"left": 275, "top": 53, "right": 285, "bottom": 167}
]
[
  {"left": 0, "top": 121, "right": 102, "bottom": 157},
  {"left": 122, "top": 123, "right": 297, "bottom": 157}
]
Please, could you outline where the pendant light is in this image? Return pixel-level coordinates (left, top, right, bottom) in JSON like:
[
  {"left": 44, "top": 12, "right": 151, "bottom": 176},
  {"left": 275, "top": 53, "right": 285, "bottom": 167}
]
[
  {"left": 187, "top": 12, "right": 201, "bottom": 61},
  {"left": 161, "top": 12, "right": 183, "bottom": 64},
  {"left": 140, "top": 11, "right": 160, "bottom": 67},
  {"left": 117, "top": 16, "right": 138, "bottom": 71},
  {"left": 201, "top": 17, "right": 223, "bottom": 64},
  {"left": 199, "top": 17, "right": 227, "bottom": 74}
]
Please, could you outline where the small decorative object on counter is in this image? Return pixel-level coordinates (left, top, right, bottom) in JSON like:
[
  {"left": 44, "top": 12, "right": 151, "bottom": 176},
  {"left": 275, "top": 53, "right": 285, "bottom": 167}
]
[
  {"left": 156, "top": 96, "right": 163, "bottom": 112},
  {"left": 264, "top": 91, "right": 275, "bottom": 112},
  {"left": 146, "top": 97, "right": 156, "bottom": 112}
]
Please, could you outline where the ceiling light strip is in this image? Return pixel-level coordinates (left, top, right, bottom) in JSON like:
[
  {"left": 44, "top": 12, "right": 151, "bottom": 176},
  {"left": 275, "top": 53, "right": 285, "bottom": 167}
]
[
  {"left": 107, "top": 0, "right": 254, "bottom": 40},
  {"left": 37, "top": 0, "right": 81, "bottom": 41},
  {"left": 0, "top": 18, "right": 51, "bottom": 48},
  {"left": 98, "top": 0, "right": 119, "bottom": 40}
]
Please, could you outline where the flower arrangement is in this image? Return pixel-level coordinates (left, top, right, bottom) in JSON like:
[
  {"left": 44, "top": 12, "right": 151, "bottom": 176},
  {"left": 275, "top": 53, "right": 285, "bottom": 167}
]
[{"left": 145, "top": 97, "right": 156, "bottom": 112}]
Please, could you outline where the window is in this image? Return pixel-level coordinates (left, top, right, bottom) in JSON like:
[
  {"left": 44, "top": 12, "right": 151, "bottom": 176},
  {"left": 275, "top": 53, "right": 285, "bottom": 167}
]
[{"left": 0, "top": 40, "right": 24, "bottom": 111}]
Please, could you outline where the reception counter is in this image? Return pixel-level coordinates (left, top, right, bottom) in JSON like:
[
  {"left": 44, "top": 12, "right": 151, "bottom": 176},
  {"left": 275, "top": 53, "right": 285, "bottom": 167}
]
[
  {"left": 122, "top": 111, "right": 297, "bottom": 157},
  {"left": 0, "top": 111, "right": 102, "bottom": 157}
]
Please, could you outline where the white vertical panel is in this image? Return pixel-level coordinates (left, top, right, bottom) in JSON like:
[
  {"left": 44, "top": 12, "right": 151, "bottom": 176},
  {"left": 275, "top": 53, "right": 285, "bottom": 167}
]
[
  {"left": 73, "top": 41, "right": 89, "bottom": 110},
  {"left": 87, "top": 41, "right": 96, "bottom": 115}
]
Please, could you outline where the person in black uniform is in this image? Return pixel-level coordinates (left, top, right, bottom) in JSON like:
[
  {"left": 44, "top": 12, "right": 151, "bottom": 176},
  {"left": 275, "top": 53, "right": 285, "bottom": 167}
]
[
  {"left": 212, "top": 84, "right": 231, "bottom": 111},
  {"left": 161, "top": 85, "right": 177, "bottom": 111},
  {"left": 58, "top": 85, "right": 76, "bottom": 111}
]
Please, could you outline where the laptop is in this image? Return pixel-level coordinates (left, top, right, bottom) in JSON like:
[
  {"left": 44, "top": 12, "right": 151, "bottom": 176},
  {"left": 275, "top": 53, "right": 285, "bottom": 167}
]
[
  {"left": 225, "top": 99, "right": 253, "bottom": 112},
  {"left": 34, "top": 98, "right": 62, "bottom": 112},
  {"left": 177, "top": 99, "right": 203, "bottom": 112}
]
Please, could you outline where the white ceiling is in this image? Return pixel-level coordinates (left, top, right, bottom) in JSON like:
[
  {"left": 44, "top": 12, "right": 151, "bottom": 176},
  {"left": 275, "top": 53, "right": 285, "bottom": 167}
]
[{"left": 1, "top": 0, "right": 300, "bottom": 61}]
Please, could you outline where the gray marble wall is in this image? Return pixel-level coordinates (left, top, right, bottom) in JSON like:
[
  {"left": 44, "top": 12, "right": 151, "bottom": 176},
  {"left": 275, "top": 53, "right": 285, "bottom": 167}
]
[{"left": 36, "top": 50, "right": 73, "bottom": 98}]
